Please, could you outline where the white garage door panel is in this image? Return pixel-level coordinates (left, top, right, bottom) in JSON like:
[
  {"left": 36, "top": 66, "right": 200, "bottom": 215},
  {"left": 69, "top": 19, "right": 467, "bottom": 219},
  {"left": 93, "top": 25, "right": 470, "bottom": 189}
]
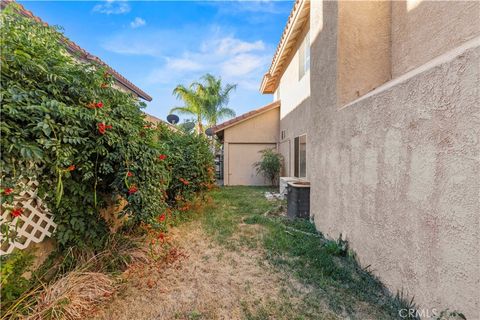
[{"left": 228, "top": 143, "right": 276, "bottom": 186}]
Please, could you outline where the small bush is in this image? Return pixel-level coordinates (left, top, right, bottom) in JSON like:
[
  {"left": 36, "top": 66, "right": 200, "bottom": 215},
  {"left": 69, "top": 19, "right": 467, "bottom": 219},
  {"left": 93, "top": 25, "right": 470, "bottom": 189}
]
[
  {"left": 157, "top": 125, "right": 215, "bottom": 206},
  {"left": 254, "top": 149, "right": 283, "bottom": 186},
  {"left": 0, "top": 250, "right": 34, "bottom": 309}
]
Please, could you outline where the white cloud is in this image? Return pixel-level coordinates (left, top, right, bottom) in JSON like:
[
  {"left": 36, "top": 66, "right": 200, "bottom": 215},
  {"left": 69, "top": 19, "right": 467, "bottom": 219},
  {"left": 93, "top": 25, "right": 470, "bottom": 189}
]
[
  {"left": 130, "top": 17, "right": 146, "bottom": 29},
  {"left": 221, "top": 53, "right": 267, "bottom": 77},
  {"left": 145, "top": 33, "right": 271, "bottom": 92},
  {"left": 93, "top": 0, "right": 130, "bottom": 15},
  {"left": 103, "top": 24, "right": 273, "bottom": 94},
  {"left": 166, "top": 58, "right": 204, "bottom": 72},
  {"left": 209, "top": 37, "right": 265, "bottom": 55}
]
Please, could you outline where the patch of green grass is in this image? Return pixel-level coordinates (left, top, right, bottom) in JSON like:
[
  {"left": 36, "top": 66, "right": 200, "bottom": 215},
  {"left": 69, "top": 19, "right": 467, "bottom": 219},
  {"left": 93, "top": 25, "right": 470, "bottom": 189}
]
[{"left": 201, "top": 186, "right": 414, "bottom": 319}]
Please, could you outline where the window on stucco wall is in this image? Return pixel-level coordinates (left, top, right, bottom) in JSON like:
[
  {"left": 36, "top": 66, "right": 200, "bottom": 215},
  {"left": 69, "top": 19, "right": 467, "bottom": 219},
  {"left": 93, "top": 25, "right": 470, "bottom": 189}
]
[
  {"left": 298, "top": 32, "right": 310, "bottom": 80},
  {"left": 294, "top": 134, "right": 307, "bottom": 178}
]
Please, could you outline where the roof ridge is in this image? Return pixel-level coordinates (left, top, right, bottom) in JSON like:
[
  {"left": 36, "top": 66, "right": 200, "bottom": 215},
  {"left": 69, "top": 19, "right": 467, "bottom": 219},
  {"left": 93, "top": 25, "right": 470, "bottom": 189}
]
[
  {"left": 1, "top": 0, "right": 153, "bottom": 101},
  {"left": 212, "top": 100, "right": 280, "bottom": 133}
]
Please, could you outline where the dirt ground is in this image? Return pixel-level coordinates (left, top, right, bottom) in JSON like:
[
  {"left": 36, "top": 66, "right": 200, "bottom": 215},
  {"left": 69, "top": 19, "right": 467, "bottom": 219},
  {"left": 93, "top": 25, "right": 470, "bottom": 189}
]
[{"left": 92, "top": 221, "right": 338, "bottom": 320}]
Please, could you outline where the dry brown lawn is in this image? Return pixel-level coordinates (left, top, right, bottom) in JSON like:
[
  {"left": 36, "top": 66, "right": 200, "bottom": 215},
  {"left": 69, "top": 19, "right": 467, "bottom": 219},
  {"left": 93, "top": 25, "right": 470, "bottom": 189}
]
[{"left": 92, "top": 220, "right": 339, "bottom": 320}]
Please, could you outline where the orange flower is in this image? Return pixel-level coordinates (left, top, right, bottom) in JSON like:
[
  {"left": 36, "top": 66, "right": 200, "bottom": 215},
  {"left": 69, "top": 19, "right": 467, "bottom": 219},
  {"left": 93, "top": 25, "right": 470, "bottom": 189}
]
[
  {"left": 127, "top": 171, "right": 133, "bottom": 177},
  {"left": 67, "top": 165, "right": 75, "bottom": 171},
  {"left": 128, "top": 186, "right": 138, "bottom": 195},
  {"left": 97, "top": 123, "right": 113, "bottom": 135},
  {"left": 158, "top": 213, "right": 166, "bottom": 222},
  {"left": 179, "top": 178, "right": 189, "bottom": 185},
  {"left": 87, "top": 102, "right": 96, "bottom": 109},
  {"left": 2, "top": 188, "right": 13, "bottom": 195},
  {"left": 11, "top": 207, "right": 23, "bottom": 217}
]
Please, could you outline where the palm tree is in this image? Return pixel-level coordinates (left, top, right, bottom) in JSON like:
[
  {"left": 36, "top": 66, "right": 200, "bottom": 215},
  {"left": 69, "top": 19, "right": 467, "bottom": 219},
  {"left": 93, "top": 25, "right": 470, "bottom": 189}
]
[
  {"left": 200, "top": 74, "right": 237, "bottom": 128},
  {"left": 170, "top": 83, "right": 205, "bottom": 134},
  {"left": 170, "top": 74, "right": 236, "bottom": 135}
]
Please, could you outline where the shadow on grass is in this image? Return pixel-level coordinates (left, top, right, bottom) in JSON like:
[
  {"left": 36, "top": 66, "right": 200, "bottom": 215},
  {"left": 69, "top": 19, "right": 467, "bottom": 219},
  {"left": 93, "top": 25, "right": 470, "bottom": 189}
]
[{"left": 201, "top": 186, "right": 417, "bottom": 320}]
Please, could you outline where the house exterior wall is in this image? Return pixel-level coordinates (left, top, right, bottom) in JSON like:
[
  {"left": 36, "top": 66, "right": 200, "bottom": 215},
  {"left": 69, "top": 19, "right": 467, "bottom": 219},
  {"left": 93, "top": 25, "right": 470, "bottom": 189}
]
[
  {"left": 391, "top": 0, "right": 480, "bottom": 78},
  {"left": 223, "top": 107, "right": 280, "bottom": 186},
  {"left": 275, "top": 21, "right": 310, "bottom": 120},
  {"left": 275, "top": 21, "right": 311, "bottom": 178},
  {"left": 337, "top": 0, "right": 391, "bottom": 105},
  {"left": 278, "top": 98, "right": 310, "bottom": 178},
  {"left": 308, "top": 0, "right": 479, "bottom": 317}
]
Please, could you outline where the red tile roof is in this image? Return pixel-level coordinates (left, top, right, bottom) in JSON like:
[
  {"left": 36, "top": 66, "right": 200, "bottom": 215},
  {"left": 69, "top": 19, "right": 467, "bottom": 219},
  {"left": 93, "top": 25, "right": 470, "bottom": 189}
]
[
  {"left": 260, "top": 0, "right": 310, "bottom": 94},
  {"left": 1, "top": 0, "right": 153, "bottom": 101},
  {"left": 212, "top": 100, "right": 280, "bottom": 133}
]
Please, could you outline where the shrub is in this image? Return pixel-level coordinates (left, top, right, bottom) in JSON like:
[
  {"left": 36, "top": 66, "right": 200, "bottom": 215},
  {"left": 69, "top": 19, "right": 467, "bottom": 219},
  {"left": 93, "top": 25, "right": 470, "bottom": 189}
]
[
  {"left": 157, "top": 125, "right": 215, "bottom": 207},
  {"left": 0, "top": 250, "right": 34, "bottom": 308},
  {"left": 0, "top": 4, "right": 170, "bottom": 249},
  {"left": 254, "top": 148, "right": 283, "bottom": 186}
]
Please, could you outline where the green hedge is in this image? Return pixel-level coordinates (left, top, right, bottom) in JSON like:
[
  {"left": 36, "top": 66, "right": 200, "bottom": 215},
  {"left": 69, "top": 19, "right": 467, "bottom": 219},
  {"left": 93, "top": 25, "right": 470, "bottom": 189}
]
[{"left": 0, "top": 4, "right": 214, "bottom": 250}]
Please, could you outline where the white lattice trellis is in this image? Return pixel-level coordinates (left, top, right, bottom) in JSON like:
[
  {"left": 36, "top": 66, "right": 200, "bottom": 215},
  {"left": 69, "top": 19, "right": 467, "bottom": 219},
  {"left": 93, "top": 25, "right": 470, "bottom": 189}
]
[{"left": 1, "top": 180, "right": 56, "bottom": 255}]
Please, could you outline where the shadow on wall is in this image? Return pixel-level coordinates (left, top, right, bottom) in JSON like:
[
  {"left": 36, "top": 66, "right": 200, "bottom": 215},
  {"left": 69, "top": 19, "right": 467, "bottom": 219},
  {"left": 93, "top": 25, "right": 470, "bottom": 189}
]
[{"left": 307, "top": 0, "right": 479, "bottom": 318}]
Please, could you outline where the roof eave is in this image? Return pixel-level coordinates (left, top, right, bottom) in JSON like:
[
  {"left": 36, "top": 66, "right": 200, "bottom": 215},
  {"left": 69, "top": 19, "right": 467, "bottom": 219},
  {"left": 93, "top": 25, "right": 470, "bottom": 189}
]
[
  {"left": 259, "top": 0, "right": 310, "bottom": 94},
  {"left": 260, "top": 73, "right": 275, "bottom": 94},
  {"left": 213, "top": 100, "right": 281, "bottom": 134},
  {"left": 3, "top": 0, "right": 153, "bottom": 102}
]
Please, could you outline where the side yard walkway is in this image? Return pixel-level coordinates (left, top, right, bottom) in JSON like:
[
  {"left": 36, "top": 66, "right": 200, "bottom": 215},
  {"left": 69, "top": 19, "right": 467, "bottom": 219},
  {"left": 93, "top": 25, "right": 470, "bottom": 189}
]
[{"left": 94, "top": 187, "right": 408, "bottom": 320}]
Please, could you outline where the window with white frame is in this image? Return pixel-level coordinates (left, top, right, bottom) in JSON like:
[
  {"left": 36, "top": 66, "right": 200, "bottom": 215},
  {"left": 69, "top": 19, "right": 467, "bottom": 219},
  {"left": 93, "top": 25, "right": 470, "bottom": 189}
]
[
  {"left": 294, "top": 134, "right": 307, "bottom": 178},
  {"left": 298, "top": 31, "right": 310, "bottom": 80}
]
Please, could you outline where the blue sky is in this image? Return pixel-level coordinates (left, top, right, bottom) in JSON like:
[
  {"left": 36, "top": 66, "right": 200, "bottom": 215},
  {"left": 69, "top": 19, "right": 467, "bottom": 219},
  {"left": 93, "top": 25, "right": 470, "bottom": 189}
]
[{"left": 19, "top": 1, "right": 292, "bottom": 123}]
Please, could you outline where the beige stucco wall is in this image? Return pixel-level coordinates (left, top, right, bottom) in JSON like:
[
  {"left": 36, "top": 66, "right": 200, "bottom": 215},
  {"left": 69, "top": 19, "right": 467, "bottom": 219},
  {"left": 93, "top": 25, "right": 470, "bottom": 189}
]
[
  {"left": 223, "top": 107, "right": 279, "bottom": 185},
  {"left": 275, "top": 21, "right": 311, "bottom": 179},
  {"left": 309, "top": 1, "right": 480, "bottom": 317},
  {"left": 391, "top": 0, "right": 480, "bottom": 78},
  {"left": 278, "top": 98, "right": 310, "bottom": 178},
  {"left": 275, "top": 22, "right": 310, "bottom": 120},
  {"left": 337, "top": 0, "right": 391, "bottom": 105}
]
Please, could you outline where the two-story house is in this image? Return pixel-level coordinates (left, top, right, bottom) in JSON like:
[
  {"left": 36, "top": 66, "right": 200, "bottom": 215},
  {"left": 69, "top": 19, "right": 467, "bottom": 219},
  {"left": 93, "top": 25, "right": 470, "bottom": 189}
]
[{"left": 214, "top": 0, "right": 479, "bottom": 317}]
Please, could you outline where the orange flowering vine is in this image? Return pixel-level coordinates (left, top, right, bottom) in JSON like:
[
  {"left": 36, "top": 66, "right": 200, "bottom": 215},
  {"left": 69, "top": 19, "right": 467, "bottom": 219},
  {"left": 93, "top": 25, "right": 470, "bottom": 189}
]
[
  {"left": 158, "top": 213, "right": 166, "bottom": 222},
  {"left": 158, "top": 154, "right": 167, "bottom": 161},
  {"left": 67, "top": 165, "right": 76, "bottom": 171},
  {"left": 128, "top": 186, "right": 138, "bottom": 195},
  {"left": 2, "top": 188, "right": 13, "bottom": 196},
  {"left": 87, "top": 101, "right": 103, "bottom": 109},
  {"left": 97, "top": 123, "right": 112, "bottom": 135},
  {"left": 11, "top": 207, "right": 23, "bottom": 217},
  {"left": 127, "top": 171, "right": 134, "bottom": 177}
]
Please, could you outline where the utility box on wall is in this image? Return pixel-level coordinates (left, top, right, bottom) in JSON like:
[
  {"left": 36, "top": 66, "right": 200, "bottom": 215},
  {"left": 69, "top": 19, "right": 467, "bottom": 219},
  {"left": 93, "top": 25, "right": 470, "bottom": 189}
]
[{"left": 286, "top": 181, "right": 310, "bottom": 219}]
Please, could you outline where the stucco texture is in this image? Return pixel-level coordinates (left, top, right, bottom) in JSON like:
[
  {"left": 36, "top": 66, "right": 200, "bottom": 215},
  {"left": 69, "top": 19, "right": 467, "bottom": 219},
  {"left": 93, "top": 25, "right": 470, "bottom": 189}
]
[
  {"left": 392, "top": 0, "right": 480, "bottom": 78},
  {"left": 309, "top": 1, "right": 479, "bottom": 317},
  {"left": 279, "top": 97, "right": 310, "bottom": 178},
  {"left": 337, "top": 0, "right": 391, "bottom": 105}
]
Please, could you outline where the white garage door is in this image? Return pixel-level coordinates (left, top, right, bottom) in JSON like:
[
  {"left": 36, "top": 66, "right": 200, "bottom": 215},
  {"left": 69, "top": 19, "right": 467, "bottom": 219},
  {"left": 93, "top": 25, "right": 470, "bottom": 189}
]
[{"left": 228, "top": 143, "right": 276, "bottom": 186}]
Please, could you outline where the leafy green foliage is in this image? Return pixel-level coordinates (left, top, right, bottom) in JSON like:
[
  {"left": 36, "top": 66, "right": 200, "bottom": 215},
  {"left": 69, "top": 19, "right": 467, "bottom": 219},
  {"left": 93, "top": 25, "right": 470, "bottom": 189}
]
[
  {"left": 254, "top": 148, "right": 283, "bottom": 186},
  {"left": 170, "top": 74, "right": 236, "bottom": 134},
  {"left": 158, "top": 126, "right": 215, "bottom": 206},
  {"left": 0, "top": 250, "right": 34, "bottom": 308},
  {"left": 0, "top": 5, "right": 215, "bottom": 249}
]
